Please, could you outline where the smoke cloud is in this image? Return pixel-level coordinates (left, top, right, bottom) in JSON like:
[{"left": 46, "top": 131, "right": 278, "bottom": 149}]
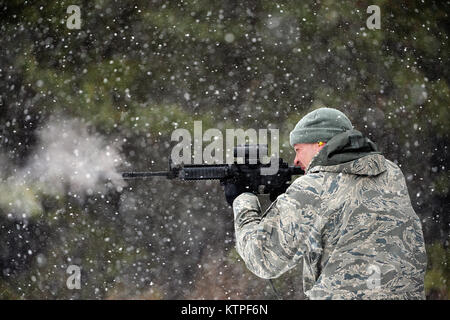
[{"left": 0, "top": 116, "right": 126, "bottom": 218}]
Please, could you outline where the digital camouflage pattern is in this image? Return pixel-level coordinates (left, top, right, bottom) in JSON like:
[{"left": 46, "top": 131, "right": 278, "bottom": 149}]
[{"left": 233, "top": 152, "right": 427, "bottom": 299}]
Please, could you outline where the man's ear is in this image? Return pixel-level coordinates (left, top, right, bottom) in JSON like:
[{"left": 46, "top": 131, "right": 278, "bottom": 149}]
[{"left": 317, "top": 142, "right": 326, "bottom": 150}]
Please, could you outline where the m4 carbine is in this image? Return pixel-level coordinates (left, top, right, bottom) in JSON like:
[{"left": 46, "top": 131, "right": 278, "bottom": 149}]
[{"left": 121, "top": 144, "right": 304, "bottom": 201}]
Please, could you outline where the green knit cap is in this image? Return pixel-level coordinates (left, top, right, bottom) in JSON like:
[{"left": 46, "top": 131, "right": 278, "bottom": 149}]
[{"left": 290, "top": 108, "right": 353, "bottom": 146}]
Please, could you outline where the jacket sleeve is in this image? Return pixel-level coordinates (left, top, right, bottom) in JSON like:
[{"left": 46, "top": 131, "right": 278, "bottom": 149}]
[{"left": 233, "top": 176, "right": 323, "bottom": 279}]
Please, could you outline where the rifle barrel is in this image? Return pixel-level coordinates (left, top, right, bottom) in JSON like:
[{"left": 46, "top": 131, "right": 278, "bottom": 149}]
[{"left": 122, "top": 171, "right": 169, "bottom": 179}]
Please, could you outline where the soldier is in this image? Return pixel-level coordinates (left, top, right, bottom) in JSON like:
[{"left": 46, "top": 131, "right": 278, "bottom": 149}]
[{"left": 224, "top": 107, "right": 427, "bottom": 299}]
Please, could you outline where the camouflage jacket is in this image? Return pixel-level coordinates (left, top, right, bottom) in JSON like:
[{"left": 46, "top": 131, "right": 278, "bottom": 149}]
[{"left": 233, "top": 131, "right": 427, "bottom": 300}]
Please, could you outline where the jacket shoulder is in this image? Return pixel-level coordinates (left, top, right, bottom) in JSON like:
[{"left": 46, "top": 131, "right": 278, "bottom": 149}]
[
  {"left": 384, "top": 159, "right": 409, "bottom": 185},
  {"left": 281, "top": 172, "right": 329, "bottom": 215},
  {"left": 290, "top": 172, "right": 326, "bottom": 194}
]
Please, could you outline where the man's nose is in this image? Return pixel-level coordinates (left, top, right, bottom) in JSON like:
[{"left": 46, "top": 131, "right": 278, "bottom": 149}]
[{"left": 294, "top": 157, "right": 301, "bottom": 167}]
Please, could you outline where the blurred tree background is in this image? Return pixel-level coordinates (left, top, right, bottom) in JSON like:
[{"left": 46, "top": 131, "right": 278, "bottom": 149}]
[{"left": 0, "top": 0, "right": 448, "bottom": 299}]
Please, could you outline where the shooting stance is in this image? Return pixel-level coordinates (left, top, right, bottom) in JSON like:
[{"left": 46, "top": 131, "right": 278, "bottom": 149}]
[{"left": 225, "top": 108, "right": 427, "bottom": 299}]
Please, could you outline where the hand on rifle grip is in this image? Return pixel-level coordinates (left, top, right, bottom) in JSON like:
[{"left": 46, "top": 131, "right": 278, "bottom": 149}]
[
  {"left": 221, "top": 178, "right": 251, "bottom": 207},
  {"left": 268, "top": 183, "right": 289, "bottom": 202}
]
